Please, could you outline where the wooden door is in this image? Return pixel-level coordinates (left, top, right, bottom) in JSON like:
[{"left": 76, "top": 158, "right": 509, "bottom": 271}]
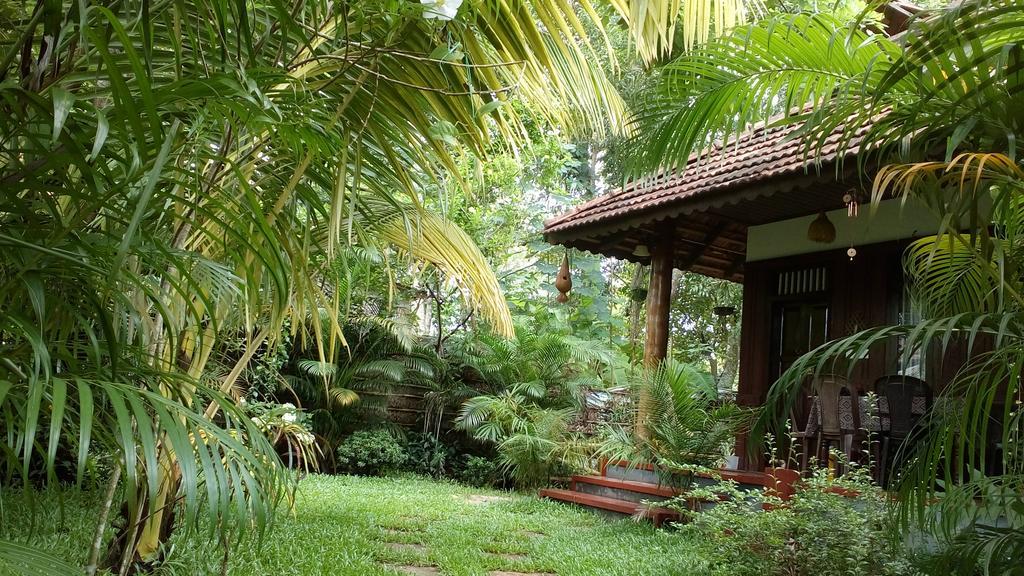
[{"left": 771, "top": 300, "right": 830, "bottom": 381}]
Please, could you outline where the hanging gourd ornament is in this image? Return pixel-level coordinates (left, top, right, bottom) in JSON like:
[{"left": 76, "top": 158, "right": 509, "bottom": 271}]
[{"left": 555, "top": 253, "right": 572, "bottom": 303}]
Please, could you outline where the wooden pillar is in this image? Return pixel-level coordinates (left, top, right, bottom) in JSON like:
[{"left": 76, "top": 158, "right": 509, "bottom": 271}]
[
  {"left": 643, "top": 241, "right": 674, "bottom": 365},
  {"left": 638, "top": 237, "right": 674, "bottom": 437}
]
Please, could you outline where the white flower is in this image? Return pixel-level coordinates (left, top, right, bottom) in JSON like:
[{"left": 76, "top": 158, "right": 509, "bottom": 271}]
[
  {"left": 421, "top": 0, "right": 463, "bottom": 21},
  {"left": 281, "top": 402, "right": 296, "bottom": 410},
  {"left": 282, "top": 411, "right": 297, "bottom": 423}
]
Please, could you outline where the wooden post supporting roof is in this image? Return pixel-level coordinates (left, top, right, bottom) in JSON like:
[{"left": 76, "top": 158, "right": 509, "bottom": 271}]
[{"left": 638, "top": 236, "right": 674, "bottom": 437}]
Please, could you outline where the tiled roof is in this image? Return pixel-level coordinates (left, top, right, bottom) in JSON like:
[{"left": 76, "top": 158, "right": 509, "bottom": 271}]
[{"left": 543, "top": 119, "right": 870, "bottom": 239}]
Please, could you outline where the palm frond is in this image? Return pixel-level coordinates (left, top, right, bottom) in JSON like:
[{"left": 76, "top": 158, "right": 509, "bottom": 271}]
[
  {"left": 370, "top": 203, "right": 514, "bottom": 338},
  {"left": 607, "top": 0, "right": 757, "bottom": 65},
  {"left": 297, "top": 360, "right": 338, "bottom": 379},
  {"left": 626, "top": 12, "right": 896, "bottom": 180},
  {"left": 0, "top": 541, "right": 80, "bottom": 576}
]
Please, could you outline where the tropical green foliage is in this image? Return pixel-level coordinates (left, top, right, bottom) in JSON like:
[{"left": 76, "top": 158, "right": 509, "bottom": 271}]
[
  {"left": 606, "top": 0, "right": 758, "bottom": 65},
  {"left": 457, "top": 454, "right": 503, "bottom": 487},
  {"left": 0, "top": 0, "right": 632, "bottom": 567},
  {"left": 0, "top": 540, "right": 80, "bottom": 576},
  {"left": 626, "top": 2, "right": 1024, "bottom": 179},
  {"left": 335, "top": 429, "right": 409, "bottom": 476},
  {"left": 669, "top": 273, "right": 743, "bottom": 390},
  {"left": 285, "top": 317, "right": 437, "bottom": 443},
  {"left": 597, "top": 359, "right": 748, "bottom": 487}
]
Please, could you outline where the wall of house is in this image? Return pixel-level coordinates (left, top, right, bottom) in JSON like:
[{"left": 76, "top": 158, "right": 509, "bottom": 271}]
[
  {"left": 745, "top": 198, "right": 942, "bottom": 262},
  {"left": 735, "top": 241, "right": 907, "bottom": 469},
  {"left": 734, "top": 235, "right": 988, "bottom": 470}
]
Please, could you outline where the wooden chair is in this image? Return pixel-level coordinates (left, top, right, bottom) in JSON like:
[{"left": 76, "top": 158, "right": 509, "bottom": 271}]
[
  {"left": 814, "top": 375, "right": 856, "bottom": 469},
  {"left": 874, "top": 374, "right": 931, "bottom": 487}
]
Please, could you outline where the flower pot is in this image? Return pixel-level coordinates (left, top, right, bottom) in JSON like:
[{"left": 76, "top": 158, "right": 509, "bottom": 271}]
[{"left": 764, "top": 466, "right": 800, "bottom": 501}]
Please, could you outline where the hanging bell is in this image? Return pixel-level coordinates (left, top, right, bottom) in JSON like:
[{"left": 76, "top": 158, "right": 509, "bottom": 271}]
[{"left": 555, "top": 254, "right": 572, "bottom": 303}]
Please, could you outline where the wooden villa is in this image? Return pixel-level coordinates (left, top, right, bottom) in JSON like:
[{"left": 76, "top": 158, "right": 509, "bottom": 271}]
[{"left": 537, "top": 117, "right": 968, "bottom": 519}]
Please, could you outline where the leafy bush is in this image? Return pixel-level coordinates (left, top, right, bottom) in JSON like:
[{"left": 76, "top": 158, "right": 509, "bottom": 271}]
[
  {"left": 459, "top": 387, "right": 592, "bottom": 487},
  {"left": 335, "top": 429, "right": 407, "bottom": 476},
  {"left": 403, "top": 432, "right": 455, "bottom": 478},
  {"left": 673, "top": 466, "right": 922, "bottom": 576},
  {"left": 457, "top": 455, "right": 501, "bottom": 488}
]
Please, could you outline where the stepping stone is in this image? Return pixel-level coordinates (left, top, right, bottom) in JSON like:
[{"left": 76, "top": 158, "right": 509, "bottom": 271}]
[
  {"left": 486, "top": 552, "right": 529, "bottom": 562},
  {"left": 389, "top": 565, "right": 441, "bottom": 575},
  {"left": 386, "top": 542, "right": 428, "bottom": 554},
  {"left": 461, "top": 494, "right": 512, "bottom": 505}
]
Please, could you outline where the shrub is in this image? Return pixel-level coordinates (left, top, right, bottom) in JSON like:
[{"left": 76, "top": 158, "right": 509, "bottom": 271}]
[
  {"left": 672, "top": 466, "right": 922, "bottom": 576},
  {"left": 404, "top": 432, "right": 455, "bottom": 478},
  {"left": 457, "top": 455, "right": 500, "bottom": 488},
  {"left": 335, "top": 429, "right": 407, "bottom": 476}
]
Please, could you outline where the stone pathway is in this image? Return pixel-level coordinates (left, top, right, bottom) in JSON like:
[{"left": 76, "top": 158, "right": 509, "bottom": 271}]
[
  {"left": 386, "top": 542, "right": 428, "bottom": 554},
  {"left": 378, "top": 504, "right": 555, "bottom": 576},
  {"left": 390, "top": 567, "right": 441, "bottom": 576},
  {"left": 460, "top": 494, "right": 512, "bottom": 505}
]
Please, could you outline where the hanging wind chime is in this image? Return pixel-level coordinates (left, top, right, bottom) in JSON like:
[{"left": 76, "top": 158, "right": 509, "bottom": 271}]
[
  {"left": 843, "top": 190, "right": 859, "bottom": 261},
  {"left": 555, "top": 251, "right": 572, "bottom": 303}
]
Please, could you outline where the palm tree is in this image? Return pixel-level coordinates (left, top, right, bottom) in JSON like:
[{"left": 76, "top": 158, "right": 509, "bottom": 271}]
[
  {"left": 624, "top": 1, "right": 1024, "bottom": 571},
  {"left": 0, "top": 0, "right": 628, "bottom": 570},
  {"left": 455, "top": 323, "right": 623, "bottom": 486},
  {"left": 597, "top": 359, "right": 748, "bottom": 488},
  {"left": 285, "top": 316, "right": 439, "bottom": 446}
]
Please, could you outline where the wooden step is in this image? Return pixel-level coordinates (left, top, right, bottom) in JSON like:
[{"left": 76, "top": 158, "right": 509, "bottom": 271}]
[
  {"left": 573, "top": 475, "right": 675, "bottom": 498},
  {"left": 602, "top": 460, "right": 774, "bottom": 491},
  {"left": 538, "top": 488, "right": 680, "bottom": 526}
]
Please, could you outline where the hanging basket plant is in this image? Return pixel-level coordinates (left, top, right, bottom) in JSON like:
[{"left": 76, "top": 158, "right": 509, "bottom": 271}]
[{"left": 631, "top": 288, "right": 649, "bottom": 302}]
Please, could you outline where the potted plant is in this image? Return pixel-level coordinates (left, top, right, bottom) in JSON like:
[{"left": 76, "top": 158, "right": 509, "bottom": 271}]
[{"left": 763, "top": 432, "right": 801, "bottom": 502}]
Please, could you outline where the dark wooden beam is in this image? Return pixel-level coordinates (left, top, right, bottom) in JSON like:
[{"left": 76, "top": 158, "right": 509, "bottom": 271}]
[
  {"left": 722, "top": 255, "right": 746, "bottom": 281},
  {"left": 678, "top": 221, "right": 729, "bottom": 271}
]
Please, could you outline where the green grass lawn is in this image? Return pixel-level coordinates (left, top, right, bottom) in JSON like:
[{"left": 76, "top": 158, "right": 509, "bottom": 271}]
[{"left": 2, "top": 474, "right": 712, "bottom": 576}]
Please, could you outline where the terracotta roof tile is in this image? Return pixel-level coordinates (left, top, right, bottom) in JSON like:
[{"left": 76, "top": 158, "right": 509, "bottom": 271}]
[{"left": 544, "top": 119, "right": 869, "bottom": 238}]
